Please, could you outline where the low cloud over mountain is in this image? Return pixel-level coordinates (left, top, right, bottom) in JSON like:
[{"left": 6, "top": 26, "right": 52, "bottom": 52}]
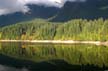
[{"left": 0, "top": 0, "right": 86, "bottom": 15}]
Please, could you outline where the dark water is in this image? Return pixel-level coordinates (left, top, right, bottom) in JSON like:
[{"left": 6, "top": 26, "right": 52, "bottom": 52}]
[{"left": 0, "top": 42, "right": 108, "bottom": 71}]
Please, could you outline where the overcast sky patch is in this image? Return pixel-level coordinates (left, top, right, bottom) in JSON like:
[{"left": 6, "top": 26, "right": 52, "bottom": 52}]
[{"left": 0, "top": 0, "right": 86, "bottom": 15}]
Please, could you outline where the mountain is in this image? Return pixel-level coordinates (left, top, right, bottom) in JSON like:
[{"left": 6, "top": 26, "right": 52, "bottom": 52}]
[
  {"left": 0, "top": 0, "right": 108, "bottom": 26},
  {"left": 0, "top": 5, "right": 59, "bottom": 27},
  {"left": 52, "top": 0, "right": 108, "bottom": 21}
]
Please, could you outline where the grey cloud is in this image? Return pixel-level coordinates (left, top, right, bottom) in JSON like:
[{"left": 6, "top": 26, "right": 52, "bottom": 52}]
[
  {"left": 0, "top": 65, "right": 29, "bottom": 71},
  {"left": 0, "top": 0, "right": 86, "bottom": 15}
]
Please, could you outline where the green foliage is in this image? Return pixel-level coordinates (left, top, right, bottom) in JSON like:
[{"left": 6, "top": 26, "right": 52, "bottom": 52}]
[
  {"left": 0, "top": 18, "right": 108, "bottom": 41},
  {"left": 0, "top": 43, "right": 108, "bottom": 67}
]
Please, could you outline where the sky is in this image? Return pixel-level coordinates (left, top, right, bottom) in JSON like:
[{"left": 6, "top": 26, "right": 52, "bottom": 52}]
[{"left": 0, "top": 0, "right": 86, "bottom": 15}]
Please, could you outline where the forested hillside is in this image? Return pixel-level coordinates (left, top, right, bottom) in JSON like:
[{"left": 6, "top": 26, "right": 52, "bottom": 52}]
[{"left": 0, "top": 18, "right": 108, "bottom": 41}]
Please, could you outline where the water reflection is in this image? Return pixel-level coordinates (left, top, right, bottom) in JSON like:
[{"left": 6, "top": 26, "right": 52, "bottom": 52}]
[
  {"left": 0, "top": 42, "right": 108, "bottom": 71},
  {"left": 0, "top": 64, "right": 28, "bottom": 71}
]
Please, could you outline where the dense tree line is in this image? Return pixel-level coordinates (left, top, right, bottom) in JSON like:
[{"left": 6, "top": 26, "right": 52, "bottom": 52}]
[{"left": 0, "top": 18, "right": 108, "bottom": 41}]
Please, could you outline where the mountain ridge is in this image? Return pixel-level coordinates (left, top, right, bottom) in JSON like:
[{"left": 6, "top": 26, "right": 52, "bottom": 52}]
[{"left": 0, "top": 0, "right": 108, "bottom": 26}]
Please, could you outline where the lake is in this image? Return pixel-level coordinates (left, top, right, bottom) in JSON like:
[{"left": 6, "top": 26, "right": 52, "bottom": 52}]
[{"left": 0, "top": 42, "right": 108, "bottom": 71}]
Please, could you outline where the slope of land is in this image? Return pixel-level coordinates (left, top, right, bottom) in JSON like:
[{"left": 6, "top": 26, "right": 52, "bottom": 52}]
[{"left": 0, "top": 18, "right": 108, "bottom": 41}]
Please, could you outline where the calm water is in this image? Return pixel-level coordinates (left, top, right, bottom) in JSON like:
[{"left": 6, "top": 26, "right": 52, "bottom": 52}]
[{"left": 0, "top": 42, "right": 108, "bottom": 71}]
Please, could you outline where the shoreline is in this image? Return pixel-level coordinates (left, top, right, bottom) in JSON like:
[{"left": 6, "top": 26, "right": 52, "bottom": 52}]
[{"left": 0, "top": 40, "right": 108, "bottom": 46}]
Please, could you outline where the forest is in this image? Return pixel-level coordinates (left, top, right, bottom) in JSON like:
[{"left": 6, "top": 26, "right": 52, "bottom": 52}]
[{"left": 0, "top": 18, "right": 108, "bottom": 41}]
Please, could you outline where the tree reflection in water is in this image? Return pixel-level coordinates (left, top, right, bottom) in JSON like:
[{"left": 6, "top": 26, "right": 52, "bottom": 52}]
[{"left": 0, "top": 42, "right": 108, "bottom": 71}]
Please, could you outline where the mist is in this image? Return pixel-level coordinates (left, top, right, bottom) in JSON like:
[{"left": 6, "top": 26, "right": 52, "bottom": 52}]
[
  {"left": 0, "top": 0, "right": 86, "bottom": 15},
  {"left": 0, "top": 65, "right": 29, "bottom": 71}
]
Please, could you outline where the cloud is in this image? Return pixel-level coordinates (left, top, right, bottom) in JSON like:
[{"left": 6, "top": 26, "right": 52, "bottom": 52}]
[
  {"left": 0, "top": 65, "right": 29, "bottom": 71},
  {"left": 0, "top": 0, "right": 86, "bottom": 15},
  {"left": 0, "top": 0, "right": 29, "bottom": 15}
]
